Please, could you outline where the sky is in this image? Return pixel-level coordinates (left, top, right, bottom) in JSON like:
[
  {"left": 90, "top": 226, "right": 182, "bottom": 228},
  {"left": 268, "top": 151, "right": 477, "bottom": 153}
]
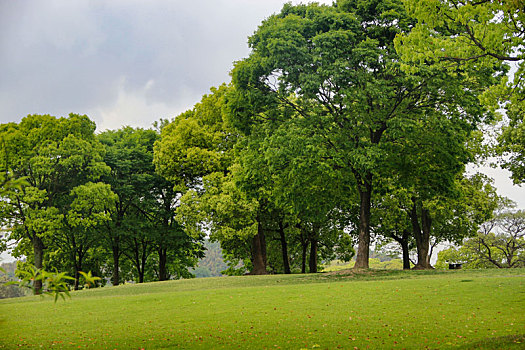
[{"left": 0, "top": 0, "right": 524, "bottom": 211}]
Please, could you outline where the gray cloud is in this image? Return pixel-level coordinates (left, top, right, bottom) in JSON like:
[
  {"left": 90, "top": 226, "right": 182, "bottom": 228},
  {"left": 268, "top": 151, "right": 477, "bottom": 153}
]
[{"left": 1, "top": 0, "right": 332, "bottom": 129}]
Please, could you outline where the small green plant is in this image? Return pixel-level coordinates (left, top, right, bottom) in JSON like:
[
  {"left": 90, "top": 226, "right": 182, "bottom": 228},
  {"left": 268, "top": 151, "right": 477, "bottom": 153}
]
[
  {"left": 12, "top": 265, "right": 75, "bottom": 302},
  {"left": 78, "top": 271, "right": 101, "bottom": 289}
]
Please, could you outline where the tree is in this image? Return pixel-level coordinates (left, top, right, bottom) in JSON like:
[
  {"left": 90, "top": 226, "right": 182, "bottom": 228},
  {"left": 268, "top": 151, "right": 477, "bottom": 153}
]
[
  {"left": 251, "top": 119, "right": 356, "bottom": 273},
  {"left": 155, "top": 86, "right": 270, "bottom": 274},
  {"left": 0, "top": 114, "right": 108, "bottom": 293},
  {"left": 97, "top": 127, "right": 156, "bottom": 285},
  {"left": 98, "top": 126, "right": 202, "bottom": 284},
  {"left": 141, "top": 174, "right": 203, "bottom": 281},
  {"left": 229, "top": 0, "right": 496, "bottom": 268},
  {"left": 395, "top": 0, "right": 524, "bottom": 183},
  {"left": 58, "top": 182, "right": 117, "bottom": 289},
  {"left": 474, "top": 210, "right": 525, "bottom": 268},
  {"left": 437, "top": 210, "right": 525, "bottom": 269}
]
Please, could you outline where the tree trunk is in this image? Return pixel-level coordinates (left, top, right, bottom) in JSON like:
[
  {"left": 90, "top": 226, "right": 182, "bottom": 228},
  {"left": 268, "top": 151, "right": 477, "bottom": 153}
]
[
  {"left": 73, "top": 251, "right": 83, "bottom": 291},
  {"left": 139, "top": 241, "right": 147, "bottom": 283},
  {"left": 278, "top": 221, "right": 291, "bottom": 274},
  {"left": 32, "top": 235, "right": 44, "bottom": 294},
  {"left": 158, "top": 247, "right": 168, "bottom": 281},
  {"left": 250, "top": 220, "right": 268, "bottom": 275},
  {"left": 400, "top": 235, "right": 411, "bottom": 270},
  {"left": 309, "top": 238, "right": 318, "bottom": 273},
  {"left": 112, "top": 245, "right": 120, "bottom": 286},
  {"left": 393, "top": 230, "right": 411, "bottom": 270},
  {"left": 354, "top": 179, "right": 372, "bottom": 269},
  {"left": 301, "top": 240, "right": 308, "bottom": 274},
  {"left": 410, "top": 200, "right": 433, "bottom": 269}
]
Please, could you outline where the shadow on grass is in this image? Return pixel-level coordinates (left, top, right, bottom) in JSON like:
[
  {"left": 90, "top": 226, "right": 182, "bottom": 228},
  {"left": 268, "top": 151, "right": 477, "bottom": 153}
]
[{"left": 454, "top": 334, "right": 525, "bottom": 349}]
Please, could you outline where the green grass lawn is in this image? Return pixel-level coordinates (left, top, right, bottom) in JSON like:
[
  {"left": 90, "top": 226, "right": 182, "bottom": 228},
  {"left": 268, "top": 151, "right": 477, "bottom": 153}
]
[{"left": 1, "top": 269, "right": 524, "bottom": 349}]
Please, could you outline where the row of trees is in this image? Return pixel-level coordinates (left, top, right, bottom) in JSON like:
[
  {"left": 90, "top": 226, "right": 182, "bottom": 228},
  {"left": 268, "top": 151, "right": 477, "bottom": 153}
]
[
  {"left": 0, "top": 116, "right": 203, "bottom": 291},
  {"left": 1, "top": 0, "right": 524, "bottom": 286},
  {"left": 155, "top": 0, "right": 523, "bottom": 273}
]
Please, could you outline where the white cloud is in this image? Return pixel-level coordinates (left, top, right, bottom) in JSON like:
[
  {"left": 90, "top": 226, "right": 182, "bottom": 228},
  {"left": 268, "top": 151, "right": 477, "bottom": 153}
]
[{"left": 88, "top": 76, "right": 196, "bottom": 131}]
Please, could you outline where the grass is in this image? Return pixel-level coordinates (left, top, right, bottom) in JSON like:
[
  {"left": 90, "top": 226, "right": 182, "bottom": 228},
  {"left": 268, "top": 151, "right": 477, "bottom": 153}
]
[{"left": 1, "top": 268, "right": 524, "bottom": 349}]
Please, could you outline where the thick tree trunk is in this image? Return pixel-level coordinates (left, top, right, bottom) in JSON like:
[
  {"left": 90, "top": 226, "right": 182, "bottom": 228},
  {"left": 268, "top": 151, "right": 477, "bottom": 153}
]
[
  {"left": 400, "top": 237, "right": 411, "bottom": 270},
  {"left": 250, "top": 220, "right": 268, "bottom": 275},
  {"left": 158, "top": 247, "right": 168, "bottom": 281},
  {"left": 309, "top": 238, "right": 318, "bottom": 273},
  {"left": 354, "top": 180, "right": 372, "bottom": 269},
  {"left": 278, "top": 222, "right": 291, "bottom": 274},
  {"left": 410, "top": 200, "right": 433, "bottom": 270},
  {"left": 112, "top": 245, "right": 120, "bottom": 286},
  {"left": 32, "top": 235, "right": 44, "bottom": 294}
]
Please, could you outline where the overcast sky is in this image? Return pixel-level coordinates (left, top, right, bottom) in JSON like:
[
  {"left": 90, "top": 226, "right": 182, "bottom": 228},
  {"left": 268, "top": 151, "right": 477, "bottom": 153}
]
[{"left": 1, "top": 0, "right": 524, "bottom": 209}]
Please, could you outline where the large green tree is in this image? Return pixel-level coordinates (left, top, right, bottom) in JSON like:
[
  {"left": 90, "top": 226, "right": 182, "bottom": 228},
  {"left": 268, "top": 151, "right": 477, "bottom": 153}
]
[
  {"left": 155, "top": 86, "right": 270, "bottom": 273},
  {"left": 0, "top": 114, "right": 108, "bottom": 292},
  {"left": 56, "top": 182, "right": 117, "bottom": 289},
  {"left": 99, "top": 126, "right": 202, "bottom": 284},
  {"left": 229, "top": 0, "right": 495, "bottom": 268},
  {"left": 98, "top": 127, "right": 155, "bottom": 285},
  {"left": 395, "top": 0, "right": 524, "bottom": 183}
]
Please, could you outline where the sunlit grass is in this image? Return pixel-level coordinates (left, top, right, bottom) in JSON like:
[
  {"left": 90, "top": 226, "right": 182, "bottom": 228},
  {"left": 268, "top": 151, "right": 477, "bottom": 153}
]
[
  {"left": 322, "top": 258, "right": 405, "bottom": 271},
  {"left": 1, "top": 269, "right": 524, "bottom": 349}
]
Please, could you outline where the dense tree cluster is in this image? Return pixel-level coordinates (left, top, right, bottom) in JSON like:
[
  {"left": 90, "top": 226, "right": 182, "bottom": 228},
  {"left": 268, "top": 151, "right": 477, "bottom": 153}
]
[
  {"left": 0, "top": 116, "right": 203, "bottom": 291},
  {"left": 1, "top": 0, "right": 524, "bottom": 290}
]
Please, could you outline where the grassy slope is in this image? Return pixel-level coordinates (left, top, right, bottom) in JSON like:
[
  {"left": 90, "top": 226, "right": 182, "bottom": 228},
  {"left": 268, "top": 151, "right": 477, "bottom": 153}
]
[{"left": 0, "top": 269, "right": 524, "bottom": 349}]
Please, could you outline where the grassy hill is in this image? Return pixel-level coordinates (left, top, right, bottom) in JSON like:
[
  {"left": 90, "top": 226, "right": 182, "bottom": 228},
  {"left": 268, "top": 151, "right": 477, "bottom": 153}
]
[{"left": 1, "top": 269, "right": 523, "bottom": 349}]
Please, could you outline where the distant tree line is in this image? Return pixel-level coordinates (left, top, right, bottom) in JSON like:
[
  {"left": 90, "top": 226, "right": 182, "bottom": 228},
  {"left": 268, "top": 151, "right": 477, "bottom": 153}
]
[{"left": 1, "top": 0, "right": 524, "bottom": 291}]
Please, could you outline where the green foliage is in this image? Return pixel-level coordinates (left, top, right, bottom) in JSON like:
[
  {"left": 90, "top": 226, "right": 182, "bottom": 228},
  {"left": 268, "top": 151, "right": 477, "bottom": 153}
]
[
  {"left": 154, "top": 85, "right": 236, "bottom": 190},
  {"left": 0, "top": 262, "right": 29, "bottom": 299},
  {"left": 0, "top": 114, "right": 109, "bottom": 277},
  {"left": 13, "top": 264, "right": 75, "bottom": 302},
  {"left": 396, "top": 0, "right": 524, "bottom": 183},
  {"left": 78, "top": 271, "right": 101, "bottom": 289},
  {"left": 499, "top": 112, "right": 525, "bottom": 184},
  {"left": 67, "top": 182, "right": 117, "bottom": 228}
]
